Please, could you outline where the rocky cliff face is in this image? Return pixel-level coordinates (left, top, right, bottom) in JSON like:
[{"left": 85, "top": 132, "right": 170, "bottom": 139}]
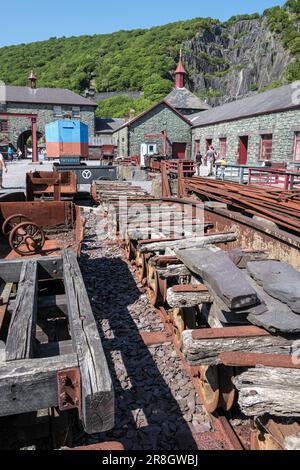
[{"left": 183, "top": 17, "right": 292, "bottom": 105}]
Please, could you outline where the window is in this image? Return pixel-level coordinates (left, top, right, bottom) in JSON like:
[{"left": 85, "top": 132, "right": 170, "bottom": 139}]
[
  {"left": 0, "top": 120, "right": 8, "bottom": 132},
  {"left": 294, "top": 132, "right": 300, "bottom": 161},
  {"left": 260, "top": 134, "right": 273, "bottom": 161},
  {"left": 195, "top": 139, "right": 200, "bottom": 155},
  {"left": 72, "top": 106, "right": 81, "bottom": 118},
  {"left": 53, "top": 106, "right": 63, "bottom": 117},
  {"left": 149, "top": 145, "right": 154, "bottom": 152},
  {"left": 219, "top": 138, "right": 227, "bottom": 158}
]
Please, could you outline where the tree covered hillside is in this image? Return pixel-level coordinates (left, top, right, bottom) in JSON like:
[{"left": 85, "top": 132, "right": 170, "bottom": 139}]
[{"left": 0, "top": 1, "right": 299, "bottom": 117}]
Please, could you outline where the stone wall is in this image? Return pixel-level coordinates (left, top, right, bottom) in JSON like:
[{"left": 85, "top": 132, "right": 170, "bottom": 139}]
[
  {"left": 4, "top": 102, "right": 95, "bottom": 148},
  {"left": 192, "top": 109, "right": 300, "bottom": 164},
  {"left": 113, "top": 103, "right": 192, "bottom": 159},
  {"left": 113, "top": 126, "right": 129, "bottom": 157},
  {"left": 130, "top": 104, "right": 192, "bottom": 158}
]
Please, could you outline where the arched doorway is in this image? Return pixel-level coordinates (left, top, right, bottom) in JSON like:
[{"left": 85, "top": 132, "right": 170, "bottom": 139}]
[{"left": 17, "top": 129, "right": 43, "bottom": 158}]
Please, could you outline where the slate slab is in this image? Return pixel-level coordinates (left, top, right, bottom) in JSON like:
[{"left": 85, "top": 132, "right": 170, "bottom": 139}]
[
  {"left": 246, "top": 273, "right": 300, "bottom": 334},
  {"left": 176, "top": 248, "right": 259, "bottom": 310},
  {"left": 247, "top": 261, "right": 300, "bottom": 314}
]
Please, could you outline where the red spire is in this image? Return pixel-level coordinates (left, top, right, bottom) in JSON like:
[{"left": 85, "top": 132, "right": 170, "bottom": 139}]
[{"left": 175, "top": 49, "right": 186, "bottom": 89}]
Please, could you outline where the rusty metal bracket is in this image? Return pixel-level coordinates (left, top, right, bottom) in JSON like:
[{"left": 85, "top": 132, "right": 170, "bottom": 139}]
[{"left": 57, "top": 368, "right": 81, "bottom": 415}]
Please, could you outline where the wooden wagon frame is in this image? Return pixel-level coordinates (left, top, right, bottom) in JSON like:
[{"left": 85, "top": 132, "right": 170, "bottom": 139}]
[{"left": 0, "top": 250, "right": 114, "bottom": 434}]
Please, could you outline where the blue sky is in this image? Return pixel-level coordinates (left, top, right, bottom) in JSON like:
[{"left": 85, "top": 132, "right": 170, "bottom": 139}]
[{"left": 1, "top": 0, "right": 286, "bottom": 47}]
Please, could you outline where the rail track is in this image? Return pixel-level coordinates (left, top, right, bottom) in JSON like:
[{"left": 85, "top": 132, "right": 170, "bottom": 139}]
[{"left": 93, "top": 178, "right": 300, "bottom": 451}]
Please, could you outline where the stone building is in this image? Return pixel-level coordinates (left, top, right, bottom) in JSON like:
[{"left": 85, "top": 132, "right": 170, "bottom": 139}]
[
  {"left": 113, "top": 101, "right": 193, "bottom": 160},
  {"left": 112, "top": 56, "right": 209, "bottom": 161},
  {"left": 191, "top": 83, "right": 300, "bottom": 165},
  {"left": 0, "top": 73, "right": 96, "bottom": 155}
]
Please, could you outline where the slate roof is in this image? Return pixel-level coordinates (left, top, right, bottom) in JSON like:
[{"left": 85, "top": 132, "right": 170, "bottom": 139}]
[
  {"left": 115, "top": 100, "right": 192, "bottom": 131},
  {"left": 190, "top": 83, "right": 300, "bottom": 127},
  {"left": 165, "top": 87, "right": 210, "bottom": 111},
  {"left": 3, "top": 85, "right": 97, "bottom": 107},
  {"left": 95, "top": 118, "right": 126, "bottom": 133}
]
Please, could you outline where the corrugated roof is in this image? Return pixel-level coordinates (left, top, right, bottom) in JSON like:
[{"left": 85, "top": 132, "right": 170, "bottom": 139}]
[
  {"left": 95, "top": 118, "right": 126, "bottom": 133},
  {"left": 165, "top": 87, "right": 210, "bottom": 111},
  {"left": 191, "top": 83, "right": 300, "bottom": 127},
  {"left": 3, "top": 85, "right": 97, "bottom": 107}
]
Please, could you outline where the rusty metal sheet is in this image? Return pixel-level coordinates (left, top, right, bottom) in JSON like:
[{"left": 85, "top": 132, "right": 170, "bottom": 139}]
[
  {"left": 220, "top": 352, "right": 300, "bottom": 369},
  {"left": 173, "top": 284, "right": 209, "bottom": 294},
  {"left": 140, "top": 331, "right": 172, "bottom": 346},
  {"left": 0, "top": 202, "right": 75, "bottom": 228},
  {"left": 191, "top": 326, "right": 270, "bottom": 341}
]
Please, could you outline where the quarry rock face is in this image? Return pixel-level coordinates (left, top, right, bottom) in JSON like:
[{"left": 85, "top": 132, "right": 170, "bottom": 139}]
[{"left": 183, "top": 17, "right": 292, "bottom": 105}]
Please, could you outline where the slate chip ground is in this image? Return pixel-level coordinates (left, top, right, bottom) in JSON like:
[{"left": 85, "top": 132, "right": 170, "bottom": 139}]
[{"left": 77, "top": 211, "right": 210, "bottom": 450}]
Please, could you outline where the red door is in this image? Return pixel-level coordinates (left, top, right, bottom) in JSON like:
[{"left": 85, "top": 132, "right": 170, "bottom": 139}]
[
  {"left": 206, "top": 139, "right": 212, "bottom": 151},
  {"left": 238, "top": 136, "right": 248, "bottom": 165},
  {"left": 172, "top": 142, "right": 187, "bottom": 160}
]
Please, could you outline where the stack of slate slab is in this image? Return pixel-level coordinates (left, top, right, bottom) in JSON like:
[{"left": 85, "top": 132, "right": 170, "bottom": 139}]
[
  {"left": 177, "top": 247, "right": 300, "bottom": 420},
  {"left": 175, "top": 247, "right": 300, "bottom": 334}
]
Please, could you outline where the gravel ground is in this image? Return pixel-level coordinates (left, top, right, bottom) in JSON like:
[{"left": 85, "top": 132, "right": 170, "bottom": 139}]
[{"left": 76, "top": 210, "right": 211, "bottom": 450}]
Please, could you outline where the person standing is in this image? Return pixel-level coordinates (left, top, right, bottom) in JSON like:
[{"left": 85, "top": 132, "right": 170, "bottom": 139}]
[
  {"left": 0, "top": 152, "right": 7, "bottom": 189},
  {"left": 206, "top": 145, "right": 217, "bottom": 177},
  {"left": 195, "top": 152, "right": 203, "bottom": 176},
  {"left": 7, "top": 144, "right": 14, "bottom": 162}
]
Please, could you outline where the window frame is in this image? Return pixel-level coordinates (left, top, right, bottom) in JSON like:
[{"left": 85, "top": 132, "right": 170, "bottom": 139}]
[
  {"left": 260, "top": 134, "right": 273, "bottom": 161},
  {"left": 53, "top": 105, "right": 63, "bottom": 118},
  {"left": 294, "top": 132, "right": 300, "bottom": 162},
  {"left": 219, "top": 137, "right": 227, "bottom": 158}
]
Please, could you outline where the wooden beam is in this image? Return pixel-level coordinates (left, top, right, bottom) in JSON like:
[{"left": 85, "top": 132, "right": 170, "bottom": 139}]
[
  {"left": 156, "top": 264, "right": 191, "bottom": 279},
  {"left": 182, "top": 328, "right": 294, "bottom": 366},
  {"left": 62, "top": 249, "right": 114, "bottom": 434},
  {"left": 0, "top": 341, "right": 5, "bottom": 364},
  {"left": 139, "top": 232, "right": 237, "bottom": 253},
  {"left": 0, "top": 354, "right": 78, "bottom": 417},
  {"left": 0, "top": 282, "right": 13, "bottom": 331},
  {"left": 167, "top": 285, "right": 212, "bottom": 308},
  {"left": 234, "top": 367, "right": 300, "bottom": 417},
  {"left": 0, "top": 256, "right": 63, "bottom": 283},
  {"left": 6, "top": 261, "right": 38, "bottom": 361}
]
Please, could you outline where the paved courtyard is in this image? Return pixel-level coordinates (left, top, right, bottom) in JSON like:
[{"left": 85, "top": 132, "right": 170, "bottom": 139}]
[{"left": 1, "top": 160, "right": 53, "bottom": 191}]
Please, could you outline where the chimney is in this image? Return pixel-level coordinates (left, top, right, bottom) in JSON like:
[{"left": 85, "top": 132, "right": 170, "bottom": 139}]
[
  {"left": 175, "top": 49, "right": 186, "bottom": 89},
  {"left": 28, "top": 70, "right": 37, "bottom": 89}
]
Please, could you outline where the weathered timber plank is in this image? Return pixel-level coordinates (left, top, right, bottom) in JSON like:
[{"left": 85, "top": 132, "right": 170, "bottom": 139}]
[
  {"left": 0, "top": 354, "right": 78, "bottom": 417},
  {"left": 6, "top": 261, "right": 38, "bottom": 361},
  {"left": 247, "top": 261, "right": 300, "bottom": 314},
  {"left": 139, "top": 232, "right": 237, "bottom": 253},
  {"left": 182, "top": 329, "right": 294, "bottom": 366},
  {"left": 176, "top": 247, "right": 258, "bottom": 309},
  {"left": 0, "top": 256, "right": 63, "bottom": 283},
  {"left": 156, "top": 265, "right": 191, "bottom": 279},
  {"left": 167, "top": 285, "right": 212, "bottom": 308},
  {"left": 63, "top": 249, "right": 114, "bottom": 434},
  {"left": 0, "top": 341, "right": 5, "bottom": 363},
  {"left": 234, "top": 367, "right": 300, "bottom": 417},
  {"left": 0, "top": 282, "right": 13, "bottom": 331}
]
